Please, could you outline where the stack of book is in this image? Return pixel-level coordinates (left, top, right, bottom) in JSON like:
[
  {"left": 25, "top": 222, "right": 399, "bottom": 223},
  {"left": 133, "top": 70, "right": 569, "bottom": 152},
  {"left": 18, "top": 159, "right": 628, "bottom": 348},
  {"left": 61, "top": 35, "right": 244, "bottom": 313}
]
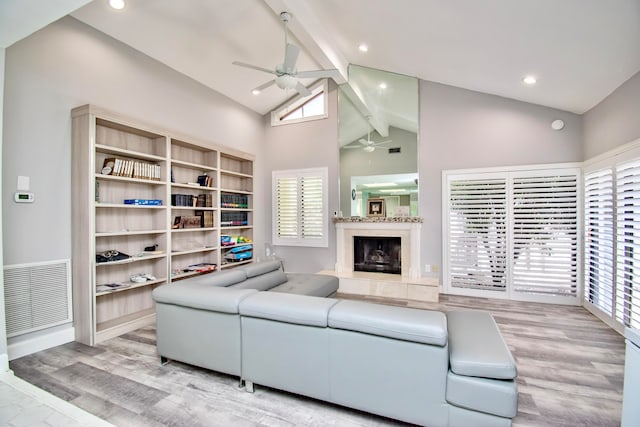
[
  {"left": 195, "top": 193, "right": 214, "bottom": 208},
  {"left": 221, "top": 193, "right": 249, "bottom": 208},
  {"left": 173, "top": 216, "right": 202, "bottom": 229},
  {"left": 197, "top": 174, "right": 214, "bottom": 187},
  {"left": 171, "top": 194, "right": 195, "bottom": 207},
  {"left": 196, "top": 210, "right": 215, "bottom": 228},
  {"left": 102, "top": 157, "right": 161, "bottom": 181}
]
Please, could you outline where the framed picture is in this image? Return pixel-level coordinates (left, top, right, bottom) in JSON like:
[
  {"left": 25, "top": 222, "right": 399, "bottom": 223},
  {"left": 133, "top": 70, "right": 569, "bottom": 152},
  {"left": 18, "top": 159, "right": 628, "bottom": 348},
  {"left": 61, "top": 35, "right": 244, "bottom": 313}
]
[{"left": 367, "top": 198, "right": 385, "bottom": 217}]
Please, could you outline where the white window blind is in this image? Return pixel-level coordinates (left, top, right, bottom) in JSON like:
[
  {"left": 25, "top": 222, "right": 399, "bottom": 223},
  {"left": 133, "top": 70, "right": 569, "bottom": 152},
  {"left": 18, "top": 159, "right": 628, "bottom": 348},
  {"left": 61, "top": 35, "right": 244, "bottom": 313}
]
[
  {"left": 448, "top": 177, "right": 507, "bottom": 291},
  {"left": 584, "top": 168, "right": 615, "bottom": 315},
  {"left": 616, "top": 159, "right": 640, "bottom": 329},
  {"left": 272, "top": 168, "right": 328, "bottom": 247},
  {"left": 512, "top": 174, "right": 579, "bottom": 297},
  {"left": 444, "top": 166, "right": 581, "bottom": 303}
]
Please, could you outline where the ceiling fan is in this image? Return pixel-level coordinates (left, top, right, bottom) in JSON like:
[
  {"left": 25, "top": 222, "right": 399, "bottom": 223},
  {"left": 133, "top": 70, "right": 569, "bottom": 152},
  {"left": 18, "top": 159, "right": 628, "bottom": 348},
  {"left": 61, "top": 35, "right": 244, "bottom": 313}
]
[
  {"left": 344, "top": 129, "right": 392, "bottom": 152},
  {"left": 232, "top": 11, "right": 338, "bottom": 97}
]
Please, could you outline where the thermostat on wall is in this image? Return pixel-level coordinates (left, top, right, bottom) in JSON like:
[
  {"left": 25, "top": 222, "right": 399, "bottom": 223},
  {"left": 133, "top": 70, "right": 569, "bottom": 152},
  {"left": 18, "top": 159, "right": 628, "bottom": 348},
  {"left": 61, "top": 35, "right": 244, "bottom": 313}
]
[{"left": 14, "top": 192, "right": 34, "bottom": 203}]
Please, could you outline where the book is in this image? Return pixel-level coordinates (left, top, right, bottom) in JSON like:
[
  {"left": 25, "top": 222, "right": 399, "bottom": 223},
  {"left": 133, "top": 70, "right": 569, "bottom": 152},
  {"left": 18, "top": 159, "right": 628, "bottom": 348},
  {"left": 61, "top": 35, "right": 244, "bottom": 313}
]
[{"left": 123, "top": 199, "right": 162, "bottom": 205}]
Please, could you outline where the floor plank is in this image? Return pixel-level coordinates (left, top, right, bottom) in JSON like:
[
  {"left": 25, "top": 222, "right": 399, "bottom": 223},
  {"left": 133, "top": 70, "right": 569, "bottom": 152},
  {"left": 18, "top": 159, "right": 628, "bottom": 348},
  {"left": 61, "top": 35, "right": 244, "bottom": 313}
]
[{"left": 10, "top": 294, "right": 625, "bottom": 426}]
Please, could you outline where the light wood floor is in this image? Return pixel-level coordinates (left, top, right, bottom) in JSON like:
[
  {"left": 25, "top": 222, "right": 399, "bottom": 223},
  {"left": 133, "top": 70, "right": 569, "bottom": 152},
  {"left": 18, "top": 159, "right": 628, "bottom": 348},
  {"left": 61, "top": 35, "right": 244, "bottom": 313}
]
[{"left": 10, "top": 294, "right": 625, "bottom": 426}]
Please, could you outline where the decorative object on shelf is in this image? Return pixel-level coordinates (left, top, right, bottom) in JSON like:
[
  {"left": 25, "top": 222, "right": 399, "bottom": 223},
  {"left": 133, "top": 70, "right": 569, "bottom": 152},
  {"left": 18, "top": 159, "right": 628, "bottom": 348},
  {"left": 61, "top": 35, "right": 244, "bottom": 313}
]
[
  {"left": 221, "top": 235, "right": 252, "bottom": 246},
  {"left": 96, "top": 282, "right": 131, "bottom": 293},
  {"left": 224, "top": 245, "right": 253, "bottom": 262},
  {"left": 123, "top": 199, "right": 162, "bottom": 206},
  {"left": 197, "top": 174, "right": 213, "bottom": 187},
  {"left": 96, "top": 250, "right": 131, "bottom": 263},
  {"left": 367, "top": 198, "right": 386, "bottom": 217},
  {"left": 183, "top": 263, "right": 217, "bottom": 273},
  {"left": 130, "top": 273, "right": 157, "bottom": 283}
]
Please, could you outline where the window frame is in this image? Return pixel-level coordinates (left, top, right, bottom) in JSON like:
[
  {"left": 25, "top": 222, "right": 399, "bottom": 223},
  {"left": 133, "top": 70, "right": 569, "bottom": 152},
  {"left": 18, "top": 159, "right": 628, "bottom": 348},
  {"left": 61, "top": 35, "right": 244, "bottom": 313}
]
[
  {"left": 272, "top": 167, "right": 329, "bottom": 248},
  {"left": 270, "top": 79, "right": 329, "bottom": 127}
]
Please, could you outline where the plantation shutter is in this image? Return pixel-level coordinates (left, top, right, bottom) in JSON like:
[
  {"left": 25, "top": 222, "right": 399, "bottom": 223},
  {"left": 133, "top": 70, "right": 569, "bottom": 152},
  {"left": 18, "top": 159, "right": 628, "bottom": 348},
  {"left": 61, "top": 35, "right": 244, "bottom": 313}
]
[
  {"left": 512, "top": 174, "right": 579, "bottom": 297},
  {"left": 275, "top": 176, "right": 298, "bottom": 239},
  {"left": 583, "top": 168, "right": 615, "bottom": 315},
  {"left": 616, "top": 159, "right": 640, "bottom": 328},
  {"left": 300, "top": 175, "right": 324, "bottom": 239},
  {"left": 272, "top": 168, "right": 328, "bottom": 247},
  {"left": 448, "top": 177, "right": 508, "bottom": 291}
]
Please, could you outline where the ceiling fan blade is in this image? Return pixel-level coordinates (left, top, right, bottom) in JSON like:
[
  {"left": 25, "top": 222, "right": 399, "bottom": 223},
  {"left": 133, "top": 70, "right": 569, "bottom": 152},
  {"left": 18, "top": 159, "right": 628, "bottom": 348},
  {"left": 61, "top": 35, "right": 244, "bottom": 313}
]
[
  {"left": 253, "top": 80, "right": 276, "bottom": 92},
  {"left": 296, "top": 69, "right": 340, "bottom": 79},
  {"left": 283, "top": 43, "right": 300, "bottom": 73},
  {"left": 232, "top": 61, "right": 276, "bottom": 75},
  {"left": 373, "top": 140, "right": 393, "bottom": 146},
  {"left": 295, "top": 81, "right": 312, "bottom": 97}
]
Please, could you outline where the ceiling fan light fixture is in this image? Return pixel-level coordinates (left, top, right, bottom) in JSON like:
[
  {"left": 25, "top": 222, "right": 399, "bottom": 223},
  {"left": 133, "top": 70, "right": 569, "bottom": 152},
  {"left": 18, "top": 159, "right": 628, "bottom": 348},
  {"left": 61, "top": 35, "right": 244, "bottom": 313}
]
[
  {"left": 363, "top": 146, "right": 375, "bottom": 153},
  {"left": 276, "top": 74, "right": 297, "bottom": 90}
]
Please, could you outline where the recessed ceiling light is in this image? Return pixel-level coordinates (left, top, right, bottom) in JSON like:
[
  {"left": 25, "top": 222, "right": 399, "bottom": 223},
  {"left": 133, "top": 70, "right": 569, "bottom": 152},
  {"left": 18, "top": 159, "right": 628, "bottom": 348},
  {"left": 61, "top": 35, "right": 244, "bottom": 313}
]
[
  {"left": 358, "top": 44, "right": 369, "bottom": 53},
  {"left": 251, "top": 89, "right": 261, "bottom": 95},
  {"left": 379, "top": 82, "right": 387, "bottom": 89},
  {"left": 522, "top": 75, "right": 537, "bottom": 85},
  {"left": 109, "top": 0, "right": 125, "bottom": 10}
]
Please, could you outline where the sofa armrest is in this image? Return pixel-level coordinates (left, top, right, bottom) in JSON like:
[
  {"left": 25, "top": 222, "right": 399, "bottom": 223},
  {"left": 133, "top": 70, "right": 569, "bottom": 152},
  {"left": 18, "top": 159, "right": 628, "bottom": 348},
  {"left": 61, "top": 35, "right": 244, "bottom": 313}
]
[
  {"left": 152, "top": 284, "right": 257, "bottom": 314},
  {"left": 447, "top": 310, "right": 517, "bottom": 380}
]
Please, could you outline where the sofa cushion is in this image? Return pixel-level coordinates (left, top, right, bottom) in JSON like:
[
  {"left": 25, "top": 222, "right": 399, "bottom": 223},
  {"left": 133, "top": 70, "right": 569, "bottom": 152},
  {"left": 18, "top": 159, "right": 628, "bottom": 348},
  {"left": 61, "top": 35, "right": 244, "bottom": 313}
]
[
  {"left": 446, "top": 371, "right": 518, "bottom": 418},
  {"left": 447, "top": 310, "right": 517, "bottom": 380},
  {"left": 269, "top": 273, "right": 338, "bottom": 297},
  {"left": 239, "top": 292, "right": 339, "bottom": 327},
  {"left": 238, "top": 260, "right": 282, "bottom": 278},
  {"left": 231, "top": 269, "right": 288, "bottom": 291},
  {"left": 328, "top": 301, "right": 447, "bottom": 346},
  {"left": 152, "top": 285, "right": 257, "bottom": 314}
]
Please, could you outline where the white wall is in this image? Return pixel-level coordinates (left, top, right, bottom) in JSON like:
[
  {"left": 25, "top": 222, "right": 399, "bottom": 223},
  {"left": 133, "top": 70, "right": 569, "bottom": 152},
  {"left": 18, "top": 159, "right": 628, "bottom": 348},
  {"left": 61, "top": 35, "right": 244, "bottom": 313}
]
[
  {"left": 583, "top": 71, "right": 640, "bottom": 159},
  {"left": 0, "top": 47, "right": 8, "bottom": 370},
  {"left": 419, "top": 81, "right": 583, "bottom": 280},
  {"left": 2, "top": 17, "right": 264, "bottom": 352},
  {"left": 262, "top": 82, "right": 340, "bottom": 273}
]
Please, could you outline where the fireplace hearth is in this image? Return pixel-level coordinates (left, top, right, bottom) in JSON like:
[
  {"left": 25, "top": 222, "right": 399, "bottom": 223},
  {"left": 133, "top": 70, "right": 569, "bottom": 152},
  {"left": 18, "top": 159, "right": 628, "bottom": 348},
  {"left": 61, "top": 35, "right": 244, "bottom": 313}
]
[{"left": 353, "top": 236, "right": 401, "bottom": 274}]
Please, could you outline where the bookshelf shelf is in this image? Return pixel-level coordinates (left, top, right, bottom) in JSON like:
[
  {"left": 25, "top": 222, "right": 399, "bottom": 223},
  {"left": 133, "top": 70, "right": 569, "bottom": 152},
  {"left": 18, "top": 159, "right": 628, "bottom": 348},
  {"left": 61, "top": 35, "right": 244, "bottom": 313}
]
[
  {"left": 95, "top": 144, "right": 166, "bottom": 162},
  {"left": 72, "top": 104, "right": 254, "bottom": 346},
  {"left": 171, "top": 247, "right": 218, "bottom": 256},
  {"left": 220, "top": 259, "right": 253, "bottom": 269},
  {"left": 171, "top": 158, "right": 217, "bottom": 172},
  {"left": 95, "top": 173, "right": 166, "bottom": 186},
  {"left": 95, "top": 229, "right": 167, "bottom": 237},
  {"left": 95, "top": 277, "right": 167, "bottom": 297}
]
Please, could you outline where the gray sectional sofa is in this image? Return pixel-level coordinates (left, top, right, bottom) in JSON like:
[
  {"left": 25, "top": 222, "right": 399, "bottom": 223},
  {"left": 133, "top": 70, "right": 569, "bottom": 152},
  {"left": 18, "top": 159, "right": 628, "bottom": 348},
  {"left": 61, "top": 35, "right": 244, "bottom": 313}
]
[{"left": 152, "top": 260, "right": 518, "bottom": 427}]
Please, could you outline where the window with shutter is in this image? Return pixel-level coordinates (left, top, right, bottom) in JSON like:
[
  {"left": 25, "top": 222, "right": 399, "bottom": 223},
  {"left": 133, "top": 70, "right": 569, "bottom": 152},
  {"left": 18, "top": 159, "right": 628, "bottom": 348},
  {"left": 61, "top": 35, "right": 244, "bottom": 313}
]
[
  {"left": 584, "top": 168, "right": 615, "bottom": 315},
  {"left": 616, "top": 159, "right": 640, "bottom": 329},
  {"left": 272, "top": 168, "right": 328, "bottom": 247},
  {"left": 512, "top": 174, "right": 579, "bottom": 297},
  {"left": 444, "top": 166, "right": 581, "bottom": 304},
  {"left": 448, "top": 177, "right": 507, "bottom": 291}
]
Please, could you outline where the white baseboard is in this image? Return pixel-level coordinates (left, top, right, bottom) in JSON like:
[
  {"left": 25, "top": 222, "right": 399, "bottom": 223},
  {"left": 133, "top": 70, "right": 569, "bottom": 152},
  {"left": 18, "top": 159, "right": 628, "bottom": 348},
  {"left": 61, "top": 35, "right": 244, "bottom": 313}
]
[
  {"left": 0, "top": 353, "right": 8, "bottom": 372},
  {"left": 8, "top": 326, "right": 75, "bottom": 360}
]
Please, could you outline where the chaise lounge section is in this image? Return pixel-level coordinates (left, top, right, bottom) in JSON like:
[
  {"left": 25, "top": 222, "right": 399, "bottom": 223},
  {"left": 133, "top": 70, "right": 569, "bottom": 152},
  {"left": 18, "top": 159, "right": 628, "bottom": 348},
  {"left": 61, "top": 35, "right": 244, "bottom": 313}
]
[{"left": 152, "top": 261, "right": 518, "bottom": 426}]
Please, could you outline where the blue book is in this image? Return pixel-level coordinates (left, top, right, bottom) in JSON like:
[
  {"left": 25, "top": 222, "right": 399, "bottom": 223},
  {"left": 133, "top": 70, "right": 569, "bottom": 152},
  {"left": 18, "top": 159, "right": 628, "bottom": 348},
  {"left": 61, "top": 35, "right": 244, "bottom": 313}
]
[{"left": 123, "top": 199, "right": 162, "bottom": 206}]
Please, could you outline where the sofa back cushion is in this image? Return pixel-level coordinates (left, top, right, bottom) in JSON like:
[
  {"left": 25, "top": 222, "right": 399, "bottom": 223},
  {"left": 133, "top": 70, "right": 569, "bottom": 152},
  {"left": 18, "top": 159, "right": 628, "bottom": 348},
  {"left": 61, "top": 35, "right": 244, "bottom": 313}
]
[
  {"left": 174, "top": 269, "right": 247, "bottom": 288},
  {"left": 238, "top": 260, "right": 283, "bottom": 278},
  {"left": 232, "top": 269, "right": 288, "bottom": 291}
]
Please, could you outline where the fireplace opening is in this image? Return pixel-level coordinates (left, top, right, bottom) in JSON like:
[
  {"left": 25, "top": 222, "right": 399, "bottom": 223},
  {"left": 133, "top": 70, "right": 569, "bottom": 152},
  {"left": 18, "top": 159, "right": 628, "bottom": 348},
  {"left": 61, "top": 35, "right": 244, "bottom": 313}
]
[{"left": 353, "top": 236, "right": 401, "bottom": 274}]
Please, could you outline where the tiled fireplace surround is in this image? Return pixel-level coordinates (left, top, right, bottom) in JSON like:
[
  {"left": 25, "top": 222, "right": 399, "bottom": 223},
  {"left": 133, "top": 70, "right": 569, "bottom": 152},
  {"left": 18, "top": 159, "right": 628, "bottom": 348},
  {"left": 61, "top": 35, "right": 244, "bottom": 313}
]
[{"left": 323, "top": 217, "right": 439, "bottom": 302}]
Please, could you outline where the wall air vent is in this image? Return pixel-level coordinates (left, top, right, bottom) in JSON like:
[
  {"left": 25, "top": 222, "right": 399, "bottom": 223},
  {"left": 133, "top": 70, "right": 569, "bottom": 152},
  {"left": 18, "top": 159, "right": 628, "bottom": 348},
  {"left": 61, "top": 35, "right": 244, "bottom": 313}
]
[
  {"left": 388, "top": 147, "right": 401, "bottom": 154},
  {"left": 3, "top": 259, "right": 72, "bottom": 337}
]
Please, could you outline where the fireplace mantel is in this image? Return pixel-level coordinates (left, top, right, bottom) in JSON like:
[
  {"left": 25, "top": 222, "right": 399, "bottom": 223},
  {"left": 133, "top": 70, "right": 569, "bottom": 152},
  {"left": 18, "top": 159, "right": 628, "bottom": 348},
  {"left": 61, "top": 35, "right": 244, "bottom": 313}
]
[
  {"left": 334, "top": 218, "right": 423, "bottom": 280},
  {"left": 328, "top": 216, "right": 438, "bottom": 302}
]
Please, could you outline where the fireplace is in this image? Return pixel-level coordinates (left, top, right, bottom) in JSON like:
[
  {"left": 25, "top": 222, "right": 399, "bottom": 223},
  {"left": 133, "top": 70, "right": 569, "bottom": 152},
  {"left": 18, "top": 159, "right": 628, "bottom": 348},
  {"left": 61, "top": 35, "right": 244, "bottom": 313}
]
[{"left": 353, "top": 236, "right": 401, "bottom": 274}]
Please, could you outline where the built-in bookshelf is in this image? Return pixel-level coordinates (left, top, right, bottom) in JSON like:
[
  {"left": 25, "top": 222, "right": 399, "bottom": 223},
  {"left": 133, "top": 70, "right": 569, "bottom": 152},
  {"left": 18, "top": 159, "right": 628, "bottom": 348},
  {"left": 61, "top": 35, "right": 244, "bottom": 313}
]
[{"left": 71, "top": 105, "right": 254, "bottom": 345}]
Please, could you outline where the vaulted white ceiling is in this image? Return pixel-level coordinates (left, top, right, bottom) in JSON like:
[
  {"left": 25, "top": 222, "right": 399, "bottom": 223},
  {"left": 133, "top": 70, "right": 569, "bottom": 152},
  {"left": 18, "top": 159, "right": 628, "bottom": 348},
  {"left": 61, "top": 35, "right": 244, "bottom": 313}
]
[{"left": 4, "top": 0, "right": 640, "bottom": 118}]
